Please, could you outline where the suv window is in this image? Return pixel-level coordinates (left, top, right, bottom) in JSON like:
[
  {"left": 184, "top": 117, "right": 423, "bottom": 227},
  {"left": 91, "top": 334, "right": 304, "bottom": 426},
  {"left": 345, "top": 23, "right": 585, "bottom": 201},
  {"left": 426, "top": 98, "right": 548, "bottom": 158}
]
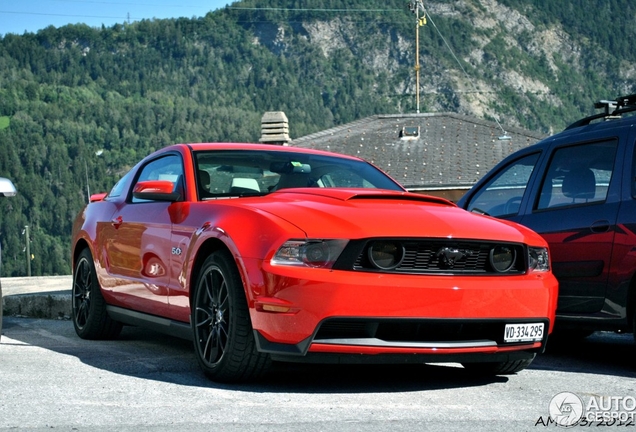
[
  {"left": 465, "top": 153, "right": 539, "bottom": 217},
  {"left": 536, "top": 140, "right": 617, "bottom": 210}
]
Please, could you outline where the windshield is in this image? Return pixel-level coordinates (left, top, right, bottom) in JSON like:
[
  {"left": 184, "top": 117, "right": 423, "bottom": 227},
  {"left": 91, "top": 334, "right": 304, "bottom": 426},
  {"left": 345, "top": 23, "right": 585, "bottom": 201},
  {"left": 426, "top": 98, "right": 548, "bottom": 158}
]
[{"left": 194, "top": 149, "right": 403, "bottom": 200}]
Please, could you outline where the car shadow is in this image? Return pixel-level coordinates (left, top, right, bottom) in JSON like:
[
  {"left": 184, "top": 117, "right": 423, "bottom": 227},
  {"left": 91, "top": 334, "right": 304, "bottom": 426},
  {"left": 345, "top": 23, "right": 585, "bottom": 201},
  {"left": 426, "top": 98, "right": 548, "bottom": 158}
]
[
  {"left": 7, "top": 318, "right": 634, "bottom": 392},
  {"left": 2, "top": 317, "right": 509, "bottom": 393},
  {"left": 530, "top": 331, "right": 636, "bottom": 377},
  {"left": 253, "top": 361, "right": 509, "bottom": 394}
]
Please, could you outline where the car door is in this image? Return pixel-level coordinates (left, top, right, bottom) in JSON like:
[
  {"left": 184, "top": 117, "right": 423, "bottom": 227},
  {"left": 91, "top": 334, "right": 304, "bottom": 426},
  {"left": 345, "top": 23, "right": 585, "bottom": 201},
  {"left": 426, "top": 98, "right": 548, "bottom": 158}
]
[
  {"left": 605, "top": 128, "right": 636, "bottom": 320},
  {"left": 518, "top": 138, "right": 620, "bottom": 315},
  {"left": 104, "top": 154, "right": 184, "bottom": 316}
]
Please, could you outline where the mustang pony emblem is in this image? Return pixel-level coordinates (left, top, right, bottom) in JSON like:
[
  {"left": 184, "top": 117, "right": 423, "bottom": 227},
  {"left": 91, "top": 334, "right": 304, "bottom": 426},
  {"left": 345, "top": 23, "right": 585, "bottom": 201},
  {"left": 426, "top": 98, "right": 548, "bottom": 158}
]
[{"left": 436, "top": 247, "right": 472, "bottom": 268}]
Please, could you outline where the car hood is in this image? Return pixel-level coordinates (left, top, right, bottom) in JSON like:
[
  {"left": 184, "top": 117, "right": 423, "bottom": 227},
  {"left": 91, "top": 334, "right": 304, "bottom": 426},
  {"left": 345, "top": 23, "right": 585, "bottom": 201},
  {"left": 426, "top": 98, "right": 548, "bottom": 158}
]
[{"left": 242, "top": 189, "right": 542, "bottom": 244}]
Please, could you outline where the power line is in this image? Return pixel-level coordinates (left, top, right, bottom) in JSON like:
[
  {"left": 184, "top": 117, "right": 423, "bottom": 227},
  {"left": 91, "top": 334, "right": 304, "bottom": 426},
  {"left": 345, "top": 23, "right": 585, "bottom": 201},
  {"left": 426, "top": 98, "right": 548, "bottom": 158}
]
[
  {"left": 13, "top": 0, "right": 208, "bottom": 8},
  {"left": 227, "top": 7, "right": 404, "bottom": 13},
  {"left": 0, "top": 6, "right": 408, "bottom": 22},
  {"left": 421, "top": 7, "right": 511, "bottom": 139},
  {"left": 0, "top": 10, "right": 129, "bottom": 20}
]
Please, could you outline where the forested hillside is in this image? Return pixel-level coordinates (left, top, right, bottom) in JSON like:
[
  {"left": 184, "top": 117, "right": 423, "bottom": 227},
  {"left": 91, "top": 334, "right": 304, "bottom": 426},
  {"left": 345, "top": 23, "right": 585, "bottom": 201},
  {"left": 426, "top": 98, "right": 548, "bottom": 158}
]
[{"left": 1, "top": 0, "right": 635, "bottom": 276}]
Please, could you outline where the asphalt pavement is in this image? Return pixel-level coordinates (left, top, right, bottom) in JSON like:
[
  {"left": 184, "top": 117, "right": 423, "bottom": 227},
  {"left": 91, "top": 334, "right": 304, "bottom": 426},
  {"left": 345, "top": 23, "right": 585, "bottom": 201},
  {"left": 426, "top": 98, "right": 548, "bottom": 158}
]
[{"left": 1, "top": 275, "right": 72, "bottom": 320}]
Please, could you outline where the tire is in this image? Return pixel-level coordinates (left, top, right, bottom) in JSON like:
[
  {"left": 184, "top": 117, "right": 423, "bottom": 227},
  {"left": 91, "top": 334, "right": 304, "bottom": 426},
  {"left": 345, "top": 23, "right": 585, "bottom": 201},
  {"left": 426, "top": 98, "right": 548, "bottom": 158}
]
[
  {"left": 192, "top": 250, "right": 270, "bottom": 383},
  {"left": 72, "top": 248, "right": 122, "bottom": 340},
  {"left": 462, "top": 354, "right": 535, "bottom": 375}
]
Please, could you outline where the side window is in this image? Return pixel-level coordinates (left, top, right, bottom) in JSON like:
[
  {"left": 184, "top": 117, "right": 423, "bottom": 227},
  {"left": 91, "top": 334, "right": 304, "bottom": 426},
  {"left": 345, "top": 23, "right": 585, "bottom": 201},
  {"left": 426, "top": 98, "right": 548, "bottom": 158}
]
[
  {"left": 466, "top": 153, "right": 539, "bottom": 217},
  {"left": 535, "top": 140, "right": 617, "bottom": 210},
  {"left": 131, "top": 154, "right": 184, "bottom": 203},
  {"left": 108, "top": 170, "right": 133, "bottom": 198}
]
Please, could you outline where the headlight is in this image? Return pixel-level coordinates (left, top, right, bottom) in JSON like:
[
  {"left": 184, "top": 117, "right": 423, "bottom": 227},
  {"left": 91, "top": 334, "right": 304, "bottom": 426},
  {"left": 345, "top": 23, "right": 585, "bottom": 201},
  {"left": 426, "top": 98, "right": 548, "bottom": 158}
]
[
  {"left": 368, "top": 241, "right": 405, "bottom": 270},
  {"left": 271, "top": 239, "right": 349, "bottom": 268},
  {"left": 490, "top": 245, "right": 516, "bottom": 273},
  {"left": 528, "top": 247, "right": 550, "bottom": 272}
]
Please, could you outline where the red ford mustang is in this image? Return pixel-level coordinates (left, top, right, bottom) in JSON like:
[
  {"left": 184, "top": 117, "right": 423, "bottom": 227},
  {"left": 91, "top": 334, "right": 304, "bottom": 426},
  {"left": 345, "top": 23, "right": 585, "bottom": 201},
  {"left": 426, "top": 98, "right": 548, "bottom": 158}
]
[{"left": 71, "top": 143, "right": 558, "bottom": 382}]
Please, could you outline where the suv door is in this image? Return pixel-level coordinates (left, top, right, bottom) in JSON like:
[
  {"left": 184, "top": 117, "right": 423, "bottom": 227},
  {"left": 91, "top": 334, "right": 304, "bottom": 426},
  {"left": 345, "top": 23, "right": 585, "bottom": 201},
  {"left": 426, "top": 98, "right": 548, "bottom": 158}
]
[
  {"left": 520, "top": 139, "right": 620, "bottom": 315},
  {"left": 609, "top": 128, "right": 636, "bottom": 323},
  {"left": 462, "top": 136, "right": 623, "bottom": 320}
]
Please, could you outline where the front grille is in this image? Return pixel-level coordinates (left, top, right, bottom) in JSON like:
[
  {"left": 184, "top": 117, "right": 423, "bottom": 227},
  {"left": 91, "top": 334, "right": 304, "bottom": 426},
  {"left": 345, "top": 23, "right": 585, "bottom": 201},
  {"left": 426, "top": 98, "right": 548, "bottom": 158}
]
[{"left": 334, "top": 238, "right": 526, "bottom": 275}]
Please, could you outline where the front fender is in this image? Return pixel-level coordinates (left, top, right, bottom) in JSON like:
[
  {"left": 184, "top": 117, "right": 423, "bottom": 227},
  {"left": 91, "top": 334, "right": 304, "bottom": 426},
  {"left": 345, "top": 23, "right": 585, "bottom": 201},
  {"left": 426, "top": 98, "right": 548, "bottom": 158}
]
[{"left": 182, "top": 203, "right": 306, "bottom": 306}]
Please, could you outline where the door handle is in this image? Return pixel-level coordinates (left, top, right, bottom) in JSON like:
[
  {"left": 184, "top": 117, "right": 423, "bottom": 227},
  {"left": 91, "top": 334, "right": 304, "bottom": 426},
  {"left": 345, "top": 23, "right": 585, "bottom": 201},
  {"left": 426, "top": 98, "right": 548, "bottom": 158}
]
[
  {"left": 111, "top": 215, "right": 123, "bottom": 229},
  {"left": 590, "top": 220, "right": 610, "bottom": 233}
]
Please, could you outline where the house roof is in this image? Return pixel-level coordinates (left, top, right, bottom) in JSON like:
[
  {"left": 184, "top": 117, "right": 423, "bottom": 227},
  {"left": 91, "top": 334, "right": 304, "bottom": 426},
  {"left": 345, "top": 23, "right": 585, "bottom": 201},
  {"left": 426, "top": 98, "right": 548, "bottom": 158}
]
[{"left": 291, "top": 113, "right": 546, "bottom": 191}]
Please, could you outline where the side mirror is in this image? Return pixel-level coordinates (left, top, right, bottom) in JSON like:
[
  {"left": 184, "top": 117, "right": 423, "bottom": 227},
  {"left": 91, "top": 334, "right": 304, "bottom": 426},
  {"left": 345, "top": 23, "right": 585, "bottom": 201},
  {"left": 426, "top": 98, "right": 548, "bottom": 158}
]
[
  {"left": 132, "top": 180, "right": 181, "bottom": 202},
  {"left": 90, "top": 193, "right": 108, "bottom": 203},
  {"left": 0, "top": 177, "right": 16, "bottom": 197}
]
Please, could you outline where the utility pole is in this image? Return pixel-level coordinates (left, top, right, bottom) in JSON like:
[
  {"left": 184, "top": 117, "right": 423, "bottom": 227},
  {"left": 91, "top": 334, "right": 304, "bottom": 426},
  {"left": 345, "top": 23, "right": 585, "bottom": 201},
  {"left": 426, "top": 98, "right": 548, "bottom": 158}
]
[
  {"left": 24, "top": 225, "right": 31, "bottom": 277},
  {"left": 409, "top": 0, "right": 426, "bottom": 113},
  {"left": 85, "top": 159, "right": 90, "bottom": 202}
]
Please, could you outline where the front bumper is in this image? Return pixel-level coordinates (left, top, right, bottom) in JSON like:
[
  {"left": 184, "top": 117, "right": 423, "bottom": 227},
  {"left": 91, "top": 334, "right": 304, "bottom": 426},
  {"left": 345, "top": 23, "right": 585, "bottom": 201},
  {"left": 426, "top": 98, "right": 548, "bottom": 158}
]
[
  {"left": 254, "top": 317, "right": 548, "bottom": 363},
  {"left": 245, "top": 258, "right": 557, "bottom": 359}
]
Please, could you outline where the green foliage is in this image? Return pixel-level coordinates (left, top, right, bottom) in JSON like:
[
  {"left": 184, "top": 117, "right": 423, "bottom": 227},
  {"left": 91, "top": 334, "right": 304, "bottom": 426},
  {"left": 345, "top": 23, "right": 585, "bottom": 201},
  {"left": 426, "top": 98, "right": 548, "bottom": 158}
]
[{"left": 0, "top": 0, "right": 633, "bottom": 275}]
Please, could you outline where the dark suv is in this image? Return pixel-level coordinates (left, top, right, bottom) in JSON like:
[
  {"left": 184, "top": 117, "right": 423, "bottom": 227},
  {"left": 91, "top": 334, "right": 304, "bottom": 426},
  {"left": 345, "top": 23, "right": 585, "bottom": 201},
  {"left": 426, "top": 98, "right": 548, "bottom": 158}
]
[{"left": 458, "top": 95, "right": 636, "bottom": 339}]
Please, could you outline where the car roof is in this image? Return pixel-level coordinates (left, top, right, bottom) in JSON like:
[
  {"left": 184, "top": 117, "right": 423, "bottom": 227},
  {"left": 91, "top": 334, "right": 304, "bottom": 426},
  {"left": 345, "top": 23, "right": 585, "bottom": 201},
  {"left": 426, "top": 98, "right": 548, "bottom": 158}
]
[
  {"left": 512, "top": 111, "right": 636, "bottom": 158},
  {"left": 176, "top": 142, "right": 365, "bottom": 161}
]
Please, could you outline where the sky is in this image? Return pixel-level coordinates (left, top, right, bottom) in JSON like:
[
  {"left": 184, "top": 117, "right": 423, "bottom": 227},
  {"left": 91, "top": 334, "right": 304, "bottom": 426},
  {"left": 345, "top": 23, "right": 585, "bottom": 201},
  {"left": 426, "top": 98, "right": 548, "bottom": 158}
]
[{"left": 0, "top": 0, "right": 233, "bottom": 36}]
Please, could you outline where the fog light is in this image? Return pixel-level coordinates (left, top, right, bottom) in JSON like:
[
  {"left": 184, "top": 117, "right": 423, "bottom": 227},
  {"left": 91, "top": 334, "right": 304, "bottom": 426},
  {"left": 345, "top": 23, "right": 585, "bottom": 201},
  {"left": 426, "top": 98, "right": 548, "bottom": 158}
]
[
  {"left": 368, "top": 241, "right": 404, "bottom": 270},
  {"left": 490, "top": 245, "right": 515, "bottom": 272}
]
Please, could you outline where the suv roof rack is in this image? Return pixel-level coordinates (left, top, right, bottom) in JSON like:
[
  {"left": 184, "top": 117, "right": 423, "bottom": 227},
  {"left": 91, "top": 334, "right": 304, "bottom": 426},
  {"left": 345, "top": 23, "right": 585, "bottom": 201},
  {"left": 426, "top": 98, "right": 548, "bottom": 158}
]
[{"left": 565, "top": 94, "right": 636, "bottom": 130}]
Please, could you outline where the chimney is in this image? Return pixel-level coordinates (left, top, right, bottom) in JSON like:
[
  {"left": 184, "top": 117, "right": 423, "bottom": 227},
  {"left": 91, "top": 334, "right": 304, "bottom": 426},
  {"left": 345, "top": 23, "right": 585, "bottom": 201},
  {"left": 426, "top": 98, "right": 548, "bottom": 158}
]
[{"left": 259, "top": 111, "right": 291, "bottom": 145}]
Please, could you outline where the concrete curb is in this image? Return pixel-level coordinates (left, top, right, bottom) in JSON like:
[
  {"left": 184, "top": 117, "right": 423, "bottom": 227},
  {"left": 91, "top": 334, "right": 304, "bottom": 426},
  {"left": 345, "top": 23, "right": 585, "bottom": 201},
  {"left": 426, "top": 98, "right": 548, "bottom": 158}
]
[
  {"left": 2, "top": 276, "right": 72, "bottom": 320},
  {"left": 3, "top": 292, "right": 72, "bottom": 320}
]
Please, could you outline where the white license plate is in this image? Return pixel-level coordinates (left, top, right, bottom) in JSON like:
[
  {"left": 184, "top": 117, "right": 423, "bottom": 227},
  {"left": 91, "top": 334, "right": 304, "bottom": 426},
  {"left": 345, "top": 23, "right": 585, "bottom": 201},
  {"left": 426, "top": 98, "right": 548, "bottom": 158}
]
[{"left": 504, "top": 323, "right": 544, "bottom": 342}]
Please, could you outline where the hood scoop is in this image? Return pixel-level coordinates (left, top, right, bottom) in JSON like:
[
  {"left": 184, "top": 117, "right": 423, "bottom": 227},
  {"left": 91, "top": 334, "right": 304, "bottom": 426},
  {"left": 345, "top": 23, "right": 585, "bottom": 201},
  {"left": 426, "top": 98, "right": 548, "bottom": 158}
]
[{"left": 275, "top": 188, "right": 454, "bottom": 206}]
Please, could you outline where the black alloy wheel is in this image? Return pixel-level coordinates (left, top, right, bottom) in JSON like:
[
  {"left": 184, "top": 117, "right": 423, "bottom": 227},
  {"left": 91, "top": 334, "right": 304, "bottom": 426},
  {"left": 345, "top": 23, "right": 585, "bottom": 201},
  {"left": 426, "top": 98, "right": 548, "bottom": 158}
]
[
  {"left": 192, "top": 250, "right": 270, "bottom": 382},
  {"left": 72, "top": 248, "right": 122, "bottom": 339}
]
